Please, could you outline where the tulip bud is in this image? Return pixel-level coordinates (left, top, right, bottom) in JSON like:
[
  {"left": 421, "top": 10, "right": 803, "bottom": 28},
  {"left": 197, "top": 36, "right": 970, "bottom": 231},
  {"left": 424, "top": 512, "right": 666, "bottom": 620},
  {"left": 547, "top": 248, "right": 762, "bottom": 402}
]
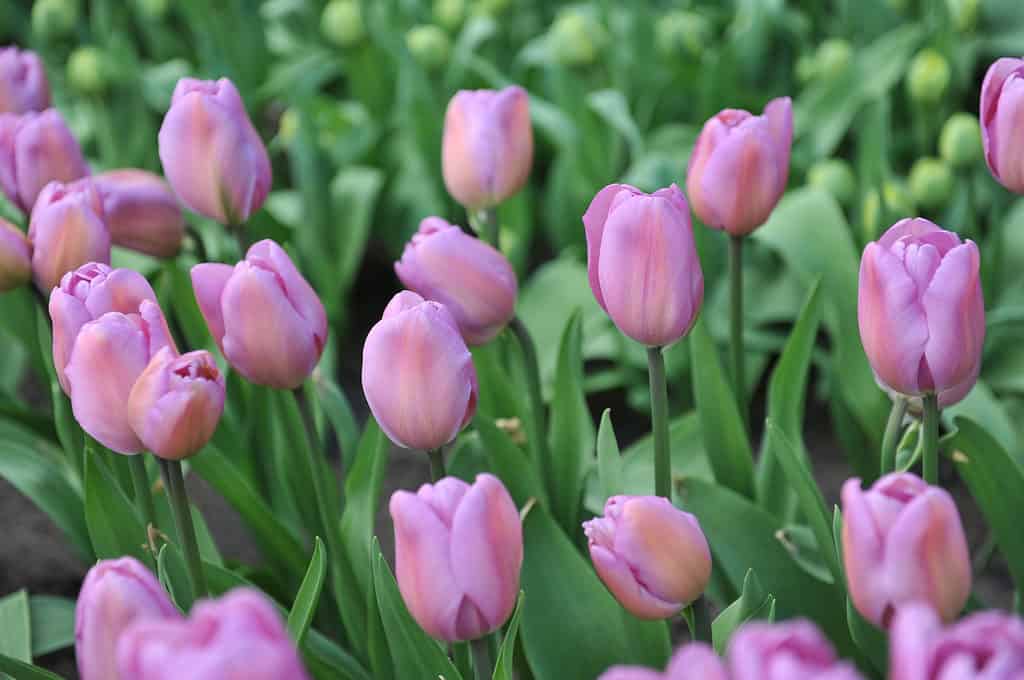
[
  {"left": 946, "top": 0, "right": 980, "bottom": 33},
  {"left": 584, "top": 183, "right": 703, "bottom": 347},
  {"left": 157, "top": 77, "right": 271, "bottom": 224},
  {"left": 686, "top": 97, "right": 793, "bottom": 236},
  {"left": 134, "top": 0, "right": 169, "bottom": 21},
  {"left": 907, "top": 49, "right": 950, "bottom": 104},
  {"left": 362, "top": 291, "right": 477, "bottom": 450},
  {"left": 117, "top": 588, "right": 311, "bottom": 680},
  {"left": 883, "top": 179, "right": 916, "bottom": 216},
  {"left": 815, "top": 39, "right": 853, "bottom": 82},
  {"left": 981, "top": 58, "right": 1024, "bottom": 194},
  {"left": 407, "top": 25, "right": 451, "bottom": 71},
  {"left": 808, "top": 158, "right": 856, "bottom": 205},
  {"left": 434, "top": 0, "right": 465, "bottom": 31},
  {"left": 93, "top": 169, "right": 185, "bottom": 257},
  {"left": 939, "top": 113, "right": 982, "bottom": 168},
  {"left": 656, "top": 11, "right": 711, "bottom": 59},
  {"left": 841, "top": 473, "right": 971, "bottom": 628},
  {"left": 442, "top": 85, "right": 532, "bottom": 210},
  {"left": 321, "top": 0, "right": 365, "bottom": 48},
  {"left": 909, "top": 158, "right": 953, "bottom": 210},
  {"left": 390, "top": 474, "right": 522, "bottom": 641},
  {"left": 28, "top": 180, "right": 110, "bottom": 292},
  {"left": 550, "top": 10, "right": 605, "bottom": 67},
  {"left": 31, "top": 0, "right": 80, "bottom": 40},
  {"left": 890, "top": 603, "right": 1024, "bottom": 680},
  {"left": 68, "top": 46, "right": 108, "bottom": 95},
  {"left": 75, "top": 557, "right": 181, "bottom": 680},
  {"left": 728, "top": 620, "right": 866, "bottom": 680},
  {"left": 583, "top": 495, "right": 711, "bottom": 620},
  {"left": 858, "top": 218, "right": 984, "bottom": 406},
  {"left": 0, "top": 217, "right": 30, "bottom": 290},
  {"left": 395, "top": 217, "right": 517, "bottom": 345},
  {"left": 0, "top": 109, "right": 89, "bottom": 213},
  {"left": 191, "top": 239, "right": 326, "bottom": 389},
  {"left": 599, "top": 642, "right": 727, "bottom": 680},
  {"left": 0, "top": 47, "right": 50, "bottom": 114}
]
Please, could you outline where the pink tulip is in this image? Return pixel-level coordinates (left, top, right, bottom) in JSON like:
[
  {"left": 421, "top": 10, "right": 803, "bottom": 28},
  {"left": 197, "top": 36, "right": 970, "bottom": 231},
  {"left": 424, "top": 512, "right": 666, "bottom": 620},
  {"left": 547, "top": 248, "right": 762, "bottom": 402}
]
[
  {"left": 0, "top": 47, "right": 50, "bottom": 114},
  {"left": 28, "top": 179, "right": 110, "bottom": 292},
  {"left": 191, "top": 239, "right": 326, "bottom": 389},
  {"left": 599, "top": 643, "right": 728, "bottom": 680},
  {"left": 686, "top": 97, "right": 792, "bottom": 236},
  {"left": 75, "top": 557, "right": 180, "bottom": 680},
  {"left": 389, "top": 474, "right": 522, "bottom": 642},
  {"left": 158, "top": 77, "right": 271, "bottom": 224},
  {"left": 0, "top": 108, "right": 89, "bottom": 213},
  {"left": 92, "top": 169, "right": 185, "bottom": 257},
  {"left": 728, "top": 620, "right": 865, "bottom": 680},
  {"left": 395, "top": 216, "right": 517, "bottom": 345},
  {"left": 890, "top": 603, "right": 1024, "bottom": 680},
  {"left": 117, "top": 588, "right": 310, "bottom": 680},
  {"left": 981, "top": 58, "right": 1024, "bottom": 194},
  {"left": 583, "top": 495, "right": 711, "bottom": 620},
  {"left": 858, "top": 218, "right": 984, "bottom": 407},
  {"left": 442, "top": 85, "right": 533, "bottom": 209},
  {"left": 0, "top": 216, "right": 30, "bottom": 290},
  {"left": 841, "top": 473, "right": 971, "bottom": 628},
  {"left": 362, "top": 291, "right": 477, "bottom": 450}
]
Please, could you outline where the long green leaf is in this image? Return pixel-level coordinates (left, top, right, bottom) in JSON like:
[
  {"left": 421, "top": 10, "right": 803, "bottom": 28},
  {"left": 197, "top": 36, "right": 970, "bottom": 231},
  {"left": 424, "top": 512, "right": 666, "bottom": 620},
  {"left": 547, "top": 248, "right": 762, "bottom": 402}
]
[
  {"left": 492, "top": 592, "right": 525, "bottom": 680},
  {"left": 0, "top": 591, "right": 31, "bottom": 663},
  {"left": 28, "top": 596, "right": 74, "bottom": 658},
  {"left": 476, "top": 418, "right": 544, "bottom": 508},
  {"left": 287, "top": 537, "right": 327, "bottom": 646},
  {"left": 0, "top": 652, "right": 62, "bottom": 680},
  {"left": 711, "top": 569, "right": 776, "bottom": 655},
  {"left": 84, "top": 452, "right": 151, "bottom": 566},
  {"left": 596, "top": 409, "right": 623, "bottom": 502}
]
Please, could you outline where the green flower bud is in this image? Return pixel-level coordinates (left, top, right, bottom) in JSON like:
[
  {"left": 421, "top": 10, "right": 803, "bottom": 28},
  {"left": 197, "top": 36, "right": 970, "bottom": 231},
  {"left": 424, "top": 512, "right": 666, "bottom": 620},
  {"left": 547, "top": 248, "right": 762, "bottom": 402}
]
[
  {"left": 909, "top": 157, "right": 954, "bottom": 209},
  {"left": 322, "top": 0, "right": 364, "bottom": 48},
  {"left": 134, "top": 0, "right": 168, "bottom": 21},
  {"left": 946, "top": 0, "right": 980, "bottom": 32},
  {"left": 67, "top": 47, "right": 107, "bottom": 95},
  {"left": 939, "top": 113, "right": 982, "bottom": 168},
  {"left": 808, "top": 158, "right": 856, "bottom": 205},
  {"left": 550, "top": 10, "right": 604, "bottom": 67},
  {"left": 32, "top": 0, "right": 80, "bottom": 40},
  {"left": 656, "top": 10, "right": 710, "bottom": 58},
  {"left": 278, "top": 108, "right": 300, "bottom": 145},
  {"left": 406, "top": 24, "right": 450, "bottom": 71},
  {"left": 862, "top": 188, "right": 882, "bottom": 242},
  {"left": 474, "top": 0, "right": 510, "bottom": 16},
  {"left": 817, "top": 39, "right": 852, "bottom": 80},
  {"left": 906, "top": 49, "right": 951, "bottom": 104},
  {"left": 795, "top": 55, "right": 818, "bottom": 83},
  {"left": 434, "top": 0, "right": 465, "bottom": 31},
  {"left": 883, "top": 179, "right": 916, "bottom": 217}
]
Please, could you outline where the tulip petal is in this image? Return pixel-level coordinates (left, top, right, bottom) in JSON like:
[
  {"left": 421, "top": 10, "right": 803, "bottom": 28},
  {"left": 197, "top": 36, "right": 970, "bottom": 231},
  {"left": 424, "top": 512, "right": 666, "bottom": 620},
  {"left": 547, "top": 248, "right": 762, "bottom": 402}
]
[
  {"left": 664, "top": 643, "right": 729, "bottom": 680},
  {"left": 888, "top": 603, "right": 940, "bottom": 680},
  {"left": 841, "top": 478, "right": 888, "bottom": 626},
  {"left": 589, "top": 544, "right": 681, "bottom": 620},
  {"left": 245, "top": 240, "right": 327, "bottom": 351},
  {"left": 83, "top": 267, "right": 157, "bottom": 319},
  {"left": 49, "top": 289, "right": 91, "bottom": 393},
  {"left": 764, "top": 97, "right": 793, "bottom": 185},
  {"left": 583, "top": 184, "right": 640, "bottom": 310},
  {"left": 981, "top": 58, "right": 1024, "bottom": 175},
  {"left": 417, "top": 476, "right": 470, "bottom": 526},
  {"left": 190, "top": 262, "right": 233, "bottom": 350},
  {"left": 597, "top": 668, "right": 663, "bottom": 680},
  {"left": 29, "top": 195, "right": 111, "bottom": 292},
  {"left": 922, "top": 242, "right": 984, "bottom": 396},
  {"left": 15, "top": 110, "right": 89, "bottom": 212},
  {"left": 992, "top": 73, "right": 1024, "bottom": 192}
]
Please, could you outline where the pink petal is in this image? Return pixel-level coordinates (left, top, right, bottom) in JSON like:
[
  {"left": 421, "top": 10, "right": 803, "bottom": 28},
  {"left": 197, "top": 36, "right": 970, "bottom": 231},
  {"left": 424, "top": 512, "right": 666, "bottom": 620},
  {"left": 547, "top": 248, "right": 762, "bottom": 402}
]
[
  {"left": 841, "top": 478, "right": 887, "bottom": 626},
  {"left": 190, "top": 262, "right": 233, "bottom": 349},
  {"left": 583, "top": 183, "right": 641, "bottom": 310},
  {"left": 922, "top": 242, "right": 984, "bottom": 395},
  {"left": 589, "top": 543, "right": 681, "bottom": 620}
]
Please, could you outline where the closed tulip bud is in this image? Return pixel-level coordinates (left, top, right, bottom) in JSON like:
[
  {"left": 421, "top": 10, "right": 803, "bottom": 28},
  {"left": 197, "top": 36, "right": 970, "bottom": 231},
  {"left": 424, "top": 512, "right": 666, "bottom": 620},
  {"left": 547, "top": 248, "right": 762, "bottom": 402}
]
[
  {"left": 583, "top": 495, "right": 711, "bottom": 620},
  {"left": 442, "top": 86, "right": 532, "bottom": 210},
  {"left": 93, "top": 170, "right": 185, "bottom": 257},
  {"left": 550, "top": 10, "right": 605, "bottom": 67},
  {"left": 434, "top": 0, "right": 465, "bottom": 31},
  {"left": 31, "top": 0, "right": 80, "bottom": 40},
  {"left": 728, "top": 620, "right": 866, "bottom": 680},
  {"left": 687, "top": 97, "right": 793, "bottom": 236},
  {"left": 584, "top": 183, "right": 703, "bottom": 347},
  {"left": 28, "top": 180, "right": 110, "bottom": 292},
  {"left": 362, "top": 291, "right": 477, "bottom": 450},
  {"left": 395, "top": 217, "right": 517, "bottom": 345},
  {"left": 158, "top": 77, "right": 271, "bottom": 224},
  {"left": 939, "top": 113, "right": 982, "bottom": 168},
  {"left": 981, "top": 58, "right": 1024, "bottom": 194},
  {"left": 907, "top": 49, "right": 951, "bottom": 104},
  {"left": 75, "top": 557, "right": 180, "bottom": 680},
  {"left": 321, "top": 0, "right": 364, "bottom": 48},
  {"left": 858, "top": 218, "right": 984, "bottom": 405},
  {"left": 946, "top": 0, "right": 980, "bottom": 32},
  {"left": 407, "top": 25, "right": 450, "bottom": 71},
  {"left": 808, "top": 158, "right": 856, "bottom": 205},
  {"left": 67, "top": 46, "right": 108, "bottom": 95},
  {"left": 815, "top": 39, "right": 853, "bottom": 82},
  {"left": 117, "top": 588, "right": 310, "bottom": 680},
  {"left": 0, "top": 47, "right": 50, "bottom": 114},
  {"left": 0, "top": 109, "right": 89, "bottom": 213},
  {"left": 890, "top": 603, "right": 1024, "bottom": 680},
  {"left": 0, "top": 217, "right": 30, "bottom": 290},
  {"left": 389, "top": 474, "right": 522, "bottom": 641},
  {"left": 909, "top": 158, "right": 953, "bottom": 210},
  {"left": 599, "top": 643, "right": 727, "bottom": 680},
  {"left": 656, "top": 11, "right": 711, "bottom": 59},
  {"left": 841, "top": 473, "right": 971, "bottom": 628}
]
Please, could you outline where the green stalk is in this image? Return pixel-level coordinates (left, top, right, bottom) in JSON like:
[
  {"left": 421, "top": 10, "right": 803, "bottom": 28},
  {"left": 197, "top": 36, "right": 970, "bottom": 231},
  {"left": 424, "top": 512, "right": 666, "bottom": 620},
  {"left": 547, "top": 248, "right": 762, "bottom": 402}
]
[
  {"left": 922, "top": 393, "right": 939, "bottom": 485},
  {"left": 647, "top": 346, "right": 670, "bottom": 499},
  {"left": 729, "top": 235, "right": 747, "bottom": 430},
  {"left": 429, "top": 448, "right": 446, "bottom": 482},
  {"left": 470, "top": 636, "right": 493, "bottom": 680},
  {"left": 509, "top": 316, "right": 548, "bottom": 464},
  {"left": 158, "top": 459, "right": 208, "bottom": 598},
  {"left": 469, "top": 207, "right": 500, "bottom": 248},
  {"left": 129, "top": 454, "right": 156, "bottom": 529},
  {"left": 880, "top": 397, "right": 908, "bottom": 475}
]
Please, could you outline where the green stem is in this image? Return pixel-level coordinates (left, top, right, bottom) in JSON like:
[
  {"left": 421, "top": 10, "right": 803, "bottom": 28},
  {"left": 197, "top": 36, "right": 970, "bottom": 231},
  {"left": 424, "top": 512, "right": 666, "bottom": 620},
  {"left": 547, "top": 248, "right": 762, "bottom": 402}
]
[
  {"left": 692, "top": 596, "right": 711, "bottom": 642},
  {"left": 880, "top": 397, "right": 908, "bottom": 475},
  {"left": 429, "top": 448, "right": 446, "bottom": 482},
  {"left": 922, "top": 393, "right": 939, "bottom": 485},
  {"left": 158, "top": 458, "right": 208, "bottom": 598},
  {"left": 469, "top": 207, "right": 500, "bottom": 248},
  {"left": 647, "top": 346, "right": 670, "bottom": 499},
  {"left": 186, "top": 225, "right": 210, "bottom": 262},
  {"left": 729, "top": 235, "right": 747, "bottom": 431},
  {"left": 452, "top": 643, "right": 473, "bottom": 679},
  {"left": 129, "top": 454, "right": 156, "bottom": 529},
  {"left": 509, "top": 316, "right": 548, "bottom": 462},
  {"left": 470, "top": 636, "right": 493, "bottom": 680}
]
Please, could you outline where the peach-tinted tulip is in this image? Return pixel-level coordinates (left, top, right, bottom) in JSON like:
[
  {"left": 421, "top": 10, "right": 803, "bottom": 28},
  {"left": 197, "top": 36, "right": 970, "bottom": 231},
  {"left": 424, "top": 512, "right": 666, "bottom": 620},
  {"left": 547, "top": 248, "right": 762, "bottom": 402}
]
[
  {"left": 0, "top": 108, "right": 89, "bottom": 212},
  {"left": 728, "top": 620, "right": 865, "bottom": 680},
  {"left": 0, "top": 216, "right": 30, "bottom": 290},
  {"left": 93, "top": 169, "right": 185, "bottom": 257},
  {"left": 28, "top": 179, "right": 110, "bottom": 292},
  {"left": 0, "top": 47, "right": 50, "bottom": 114},
  {"left": 981, "top": 58, "right": 1024, "bottom": 194}
]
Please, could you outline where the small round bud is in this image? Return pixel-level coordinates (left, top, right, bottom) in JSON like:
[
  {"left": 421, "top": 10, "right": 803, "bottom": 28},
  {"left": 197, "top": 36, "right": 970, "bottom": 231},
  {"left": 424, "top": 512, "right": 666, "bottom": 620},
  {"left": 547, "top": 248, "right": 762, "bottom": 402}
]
[
  {"left": 134, "top": 0, "right": 169, "bottom": 21},
  {"left": 67, "top": 47, "right": 107, "bottom": 95},
  {"left": 433, "top": 0, "right": 465, "bottom": 31},
  {"left": 946, "top": 0, "right": 980, "bottom": 32},
  {"left": 31, "top": 0, "right": 80, "bottom": 40},
  {"left": 322, "top": 0, "right": 364, "bottom": 48},
  {"left": 816, "top": 39, "right": 852, "bottom": 81},
  {"left": 808, "top": 158, "right": 856, "bottom": 205},
  {"left": 474, "top": 0, "right": 511, "bottom": 16},
  {"left": 939, "top": 113, "right": 982, "bottom": 168},
  {"left": 277, "top": 107, "right": 300, "bottom": 145},
  {"left": 883, "top": 179, "right": 916, "bottom": 216},
  {"left": 550, "top": 10, "right": 604, "bottom": 67},
  {"left": 909, "top": 157, "right": 954, "bottom": 210},
  {"left": 907, "top": 48, "right": 951, "bottom": 103},
  {"left": 656, "top": 10, "right": 710, "bottom": 58},
  {"left": 406, "top": 24, "right": 450, "bottom": 71},
  {"left": 795, "top": 55, "right": 818, "bottom": 83}
]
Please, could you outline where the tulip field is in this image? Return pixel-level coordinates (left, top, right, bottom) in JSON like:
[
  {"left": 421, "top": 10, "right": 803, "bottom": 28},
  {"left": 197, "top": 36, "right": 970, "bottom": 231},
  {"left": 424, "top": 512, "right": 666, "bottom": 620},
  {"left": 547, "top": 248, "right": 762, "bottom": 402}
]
[{"left": 4, "top": 0, "right": 1024, "bottom": 678}]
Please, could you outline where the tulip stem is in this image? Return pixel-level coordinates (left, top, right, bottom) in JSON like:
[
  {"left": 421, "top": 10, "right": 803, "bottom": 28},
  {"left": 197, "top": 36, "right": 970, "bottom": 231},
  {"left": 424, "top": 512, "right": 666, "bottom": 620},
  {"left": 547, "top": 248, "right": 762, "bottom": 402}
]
[
  {"left": 729, "top": 235, "right": 747, "bottom": 431},
  {"left": 158, "top": 458, "right": 208, "bottom": 598},
  {"left": 681, "top": 597, "right": 711, "bottom": 642},
  {"left": 471, "top": 636, "right": 493, "bottom": 680},
  {"left": 428, "top": 448, "right": 446, "bottom": 482},
  {"left": 922, "top": 393, "right": 939, "bottom": 485},
  {"left": 470, "top": 207, "right": 500, "bottom": 249},
  {"left": 647, "top": 346, "right": 671, "bottom": 499},
  {"left": 880, "top": 396, "right": 908, "bottom": 475},
  {"left": 509, "top": 316, "right": 549, "bottom": 466},
  {"left": 129, "top": 454, "right": 156, "bottom": 531}
]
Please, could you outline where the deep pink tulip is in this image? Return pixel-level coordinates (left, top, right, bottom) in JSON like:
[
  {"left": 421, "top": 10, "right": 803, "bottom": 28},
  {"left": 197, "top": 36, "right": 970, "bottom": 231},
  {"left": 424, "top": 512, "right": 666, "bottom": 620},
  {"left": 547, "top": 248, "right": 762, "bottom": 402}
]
[
  {"left": 0, "top": 216, "right": 30, "bottom": 290},
  {"left": 0, "top": 108, "right": 89, "bottom": 213},
  {"left": 841, "top": 473, "right": 971, "bottom": 628},
  {"left": 583, "top": 183, "right": 703, "bottom": 347},
  {"left": 599, "top": 643, "right": 728, "bottom": 680},
  {"left": 28, "top": 179, "right": 110, "bottom": 292},
  {"left": 583, "top": 495, "right": 711, "bottom": 620},
  {"left": 158, "top": 77, "right": 271, "bottom": 224},
  {"left": 390, "top": 474, "right": 522, "bottom": 642},
  {"left": 686, "top": 97, "right": 792, "bottom": 236},
  {"left": 890, "top": 603, "right": 1024, "bottom": 680},
  {"left": 728, "top": 620, "right": 865, "bottom": 680},
  {"left": 75, "top": 557, "right": 180, "bottom": 680},
  {"left": 116, "top": 588, "right": 310, "bottom": 680},
  {"left": 981, "top": 58, "right": 1024, "bottom": 194},
  {"left": 362, "top": 291, "right": 477, "bottom": 450},
  {"left": 128, "top": 348, "right": 225, "bottom": 460},
  {"left": 92, "top": 169, "right": 185, "bottom": 257},
  {"left": 0, "top": 47, "right": 50, "bottom": 114},
  {"left": 191, "top": 239, "right": 327, "bottom": 389},
  {"left": 442, "top": 85, "right": 533, "bottom": 209},
  {"left": 395, "top": 216, "right": 517, "bottom": 345},
  {"left": 858, "top": 218, "right": 984, "bottom": 407}
]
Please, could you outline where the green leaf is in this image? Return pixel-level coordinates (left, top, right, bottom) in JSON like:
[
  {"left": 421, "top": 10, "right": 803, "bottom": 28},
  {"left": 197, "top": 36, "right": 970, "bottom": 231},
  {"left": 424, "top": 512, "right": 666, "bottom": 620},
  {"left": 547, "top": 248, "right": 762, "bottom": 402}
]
[
  {"left": 587, "top": 89, "right": 643, "bottom": 161},
  {"left": 28, "top": 596, "right": 74, "bottom": 658},
  {"left": 596, "top": 409, "right": 623, "bottom": 502},
  {"left": 312, "top": 373, "right": 360, "bottom": 470},
  {"left": 492, "top": 592, "right": 524, "bottom": 680},
  {"left": 0, "top": 590, "right": 30, "bottom": 663},
  {"left": 156, "top": 543, "right": 191, "bottom": 612},
  {"left": 288, "top": 537, "right": 327, "bottom": 646},
  {"left": 0, "top": 652, "right": 63, "bottom": 680},
  {"left": 84, "top": 452, "right": 151, "bottom": 566},
  {"left": 340, "top": 417, "right": 390, "bottom": 597},
  {"left": 476, "top": 418, "right": 545, "bottom": 508},
  {"left": 711, "top": 569, "right": 776, "bottom": 655}
]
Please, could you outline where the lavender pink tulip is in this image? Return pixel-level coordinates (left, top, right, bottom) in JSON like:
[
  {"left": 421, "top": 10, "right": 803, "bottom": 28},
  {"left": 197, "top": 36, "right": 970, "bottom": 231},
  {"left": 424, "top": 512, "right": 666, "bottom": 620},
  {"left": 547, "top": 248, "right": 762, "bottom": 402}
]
[
  {"left": 191, "top": 239, "right": 327, "bottom": 389},
  {"left": 0, "top": 108, "right": 89, "bottom": 213},
  {"left": 686, "top": 97, "right": 792, "bottom": 236},
  {"left": 583, "top": 495, "right": 711, "bottom": 620},
  {"left": 158, "top": 77, "right": 271, "bottom": 224},
  {"left": 389, "top": 474, "right": 522, "bottom": 642},
  {"left": 116, "top": 588, "right": 310, "bottom": 680},
  {"left": 28, "top": 180, "right": 110, "bottom": 292},
  {"left": 890, "top": 603, "right": 1024, "bottom": 680},
  {"left": 583, "top": 183, "right": 703, "bottom": 347},
  {"left": 0, "top": 217, "right": 30, "bottom": 290},
  {"left": 858, "top": 218, "right": 984, "bottom": 407},
  {"left": 92, "top": 169, "right": 185, "bottom": 257},
  {"left": 728, "top": 620, "right": 865, "bottom": 680},
  {"left": 75, "top": 557, "right": 180, "bottom": 680},
  {"left": 442, "top": 85, "right": 533, "bottom": 209},
  {"left": 599, "top": 643, "right": 728, "bottom": 680},
  {"left": 981, "top": 58, "right": 1024, "bottom": 194},
  {"left": 0, "top": 47, "right": 50, "bottom": 114},
  {"left": 841, "top": 473, "right": 971, "bottom": 628},
  {"left": 395, "top": 216, "right": 517, "bottom": 345}
]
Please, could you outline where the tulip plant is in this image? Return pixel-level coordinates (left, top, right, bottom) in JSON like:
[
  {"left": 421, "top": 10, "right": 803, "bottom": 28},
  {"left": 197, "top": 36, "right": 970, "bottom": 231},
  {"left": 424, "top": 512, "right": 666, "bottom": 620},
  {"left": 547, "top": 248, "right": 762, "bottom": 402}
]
[{"left": 0, "top": 2, "right": 1023, "bottom": 680}]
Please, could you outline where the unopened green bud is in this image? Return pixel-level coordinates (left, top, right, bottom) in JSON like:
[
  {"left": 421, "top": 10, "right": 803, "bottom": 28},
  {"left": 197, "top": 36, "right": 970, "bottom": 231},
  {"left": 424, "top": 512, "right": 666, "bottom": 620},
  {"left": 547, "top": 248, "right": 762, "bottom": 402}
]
[
  {"left": 816, "top": 39, "right": 852, "bottom": 81},
  {"left": 32, "top": 0, "right": 80, "bottom": 39},
  {"left": 909, "top": 158, "right": 954, "bottom": 209},
  {"left": 550, "top": 10, "right": 603, "bottom": 67},
  {"left": 322, "top": 0, "right": 364, "bottom": 48},
  {"left": 808, "top": 159, "right": 856, "bottom": 205},
  {"left": 946, "top": 0, "right": 980, "bottom": 32},
  {"left": 656, "top": 10, "right": 710, "bottom": 58},
  {"left": 907, "top": 49, "right": 951, "bottom": 104},
  {"left": 134, "top": 0, "right": 168, "bottom": 21},
  {"left": 939, "top": 113, "right": 982, "bottom": 167},
  {"left": 434, "top": 0, "right": 465, "bottom": 31},
  {"left": 862, "top": 188, "right": 882, "bottom": 242},
  {"left": 67, "top": 47, "right": 107, "bottom": 95},
  {"left": 883, "top": 179, "right": 916, "bottom": 216},
  {"left": 795, "top": 55, "right": 817, "bottom": 83},
  {"left": 278, "top": 108, "right": 300, "bottom": 145},
  {"left": 474, "top": 0, "right": 510, "bottom": 16},
  {"left": 406, "top": 24, "right": 450, "bottom": 71}
]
